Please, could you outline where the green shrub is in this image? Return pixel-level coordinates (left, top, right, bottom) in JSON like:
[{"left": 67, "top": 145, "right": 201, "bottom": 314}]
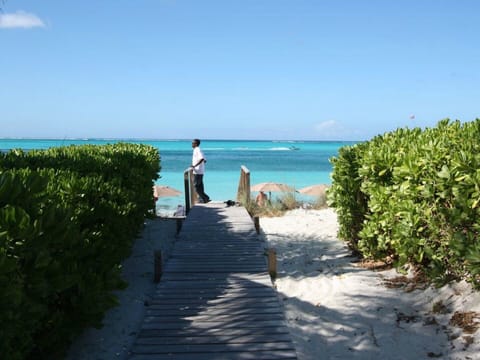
[
  {"left": 0, "top": 143, "right": 161, "bottom": 359},
  {"left": 329, "top": 119, "right": 480, "bottom": 288},
  {"left": 327, "top": 142, "right": 368, "bottom": 253}
]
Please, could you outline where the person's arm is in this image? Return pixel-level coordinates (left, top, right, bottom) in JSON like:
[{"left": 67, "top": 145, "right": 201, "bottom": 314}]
[
  {"left": 192, "top": 158, "right": 205, "bottom": 167},
  {"left": 192, "top": 148, "right": 206, "bottom": 167}
]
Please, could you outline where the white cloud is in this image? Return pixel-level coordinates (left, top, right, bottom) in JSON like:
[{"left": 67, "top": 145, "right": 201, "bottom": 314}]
[
  {"left": 0, "top": 11, "right": 45, "bottom": 29},
  {"left": 312, "top": 120, "right": 370, "bottom": 140},
  {"left": 312, "top": 120, "right": 359, "bottom": 140},
  {"left": 314, "top": 120, "right": 339, "bottom": 132}
]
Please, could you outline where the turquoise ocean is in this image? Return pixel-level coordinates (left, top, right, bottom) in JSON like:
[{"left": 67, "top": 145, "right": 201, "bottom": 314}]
[{"left": 0, "top": 139, "right": 357, "bottom": 215}]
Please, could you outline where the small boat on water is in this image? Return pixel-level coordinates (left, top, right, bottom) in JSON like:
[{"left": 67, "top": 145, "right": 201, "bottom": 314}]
[{"left": 289, "top": 146, "right": 300, "bottom": 151}]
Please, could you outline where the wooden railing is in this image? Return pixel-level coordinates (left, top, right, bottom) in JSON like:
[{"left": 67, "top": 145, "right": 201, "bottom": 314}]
[
  {"left": 236, "top": 165, "right": 251, "bottom": 205},
  {"left": 183, "top": 168, "right": 197, "bottom": 214},
  {"left": 185, "top": 165, "right": 251, "bottom": 213}
]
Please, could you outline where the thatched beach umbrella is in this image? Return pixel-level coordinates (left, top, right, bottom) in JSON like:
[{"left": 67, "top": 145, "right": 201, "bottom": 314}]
[
  {"left": 251, "top": 182, "right": 295, "bottom": 193},
  {"left": 298, "top": 184, "right": 329, "bottom": 197},
  {"left": 153, "top": 185, "right": 181, "bottom": 200},
  {"left": 251, "top": 182, "right": 295, "bottom": 200}
]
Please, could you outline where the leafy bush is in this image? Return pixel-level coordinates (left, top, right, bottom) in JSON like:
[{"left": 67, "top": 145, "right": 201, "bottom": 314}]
[
  {"left": 327, "top": 142, "right": 368, "bottom": 253},
  {"left": 329, "top": 119, "right": 480, "bottom": 288},
  {"left": 0, "top": 143, "right": 160, "bottom": 360}
]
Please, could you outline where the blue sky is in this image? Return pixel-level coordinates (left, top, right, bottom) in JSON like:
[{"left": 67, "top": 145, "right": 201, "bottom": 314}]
[{"left": 1, "top": 0, "right": 479, "bottom": 140}]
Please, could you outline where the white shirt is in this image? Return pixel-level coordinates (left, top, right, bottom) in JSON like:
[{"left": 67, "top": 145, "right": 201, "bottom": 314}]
[{"left": 192, "top": 147, "right": 206, "bottom": 175}]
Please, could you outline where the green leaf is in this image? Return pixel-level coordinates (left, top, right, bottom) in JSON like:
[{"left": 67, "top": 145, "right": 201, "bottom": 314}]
[{"left": 437, "top": 165, "right": 450, "bottom": 179}]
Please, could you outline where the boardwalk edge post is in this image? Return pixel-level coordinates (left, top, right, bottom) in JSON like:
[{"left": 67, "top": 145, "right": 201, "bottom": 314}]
[
  {"left": 154, "top": 250, "right": 162, "bottom": 283},
  {"left": 253, "top": 216, "right": 260, "bottom": 234},
  {"left": 176, "top": 218, "right": 183, "bottom": 234},
  {"left": 268, "top": 248, "right": 277, "bottom": 279}
]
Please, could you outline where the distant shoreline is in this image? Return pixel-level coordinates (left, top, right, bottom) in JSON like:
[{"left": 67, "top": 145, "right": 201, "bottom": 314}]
[{"left": 0, "top": 137, "right": 361, "bottom": 143}]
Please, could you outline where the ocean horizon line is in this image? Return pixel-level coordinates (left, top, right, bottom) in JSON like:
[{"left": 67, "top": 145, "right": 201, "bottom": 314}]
[{"left": 0, "top": 137, "right": 360, "bottom": 143}]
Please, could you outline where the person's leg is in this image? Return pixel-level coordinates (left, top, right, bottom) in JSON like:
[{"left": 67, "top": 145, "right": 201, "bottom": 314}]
[
  {"left": 200, "top": 175, "right": 210, "bottom": 202},
  {"left": 193, "top": 174, "right": 203, "bottom": 202},
  {"left": 194, "top": 174, "right": 210, "bottom": 203},
  {"left": 201, "top": 183, "right": 210, "bottom": 202},
  {"left": 198, "top": 175, "right": 210, "bottom": 202}
]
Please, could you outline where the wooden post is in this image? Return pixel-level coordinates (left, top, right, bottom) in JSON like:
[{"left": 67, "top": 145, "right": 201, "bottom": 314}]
[
  {"left": 176, "top": 218, "right": 183, "bottom": 234},
  {"left": 268, "top": 248, "right": 277, "bottom": 279},
  {"left": 154, "top": 250, "right": 162, "bottom": 283},
  {"left": 253, "top": 216, "right": 260, "bottom": 234},
  {"left": 236, "top": 165, "right": 251, "bottom": 205},
  {"left": 184, "top": 169, "right": 191, "bottom": 214},
  {"left": 189, "top": 169, "right": 197, "bottom": 206},
  {"left": 184, "top": 167, "right": 197, "bottom": 214}
]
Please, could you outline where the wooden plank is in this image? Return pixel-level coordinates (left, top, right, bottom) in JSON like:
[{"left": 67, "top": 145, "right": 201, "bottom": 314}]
[
  {"left": 164, "top": 262, "right": 267, "bottom": 268},
  {"left": 154, "top": 286, "right": 273, "bottom": 294},
  {"left": 163, "top": 266, "right": 268, "bottom": 273},
  {"left": 141, "top": 320, "right": 287, "bottom": 330},
  {"left": 154, "top": 287, "right": 275, "bottom": 296},
  {"left": 151, "top": 288, "right": 271, "bottom": 298},
  {"left": 129, "top": 350, "right": 298, "bottom": 360},
  {"left": 173, "top": 239, "right": 261, "bottom": 243},
  {"left": 171, "top": 246, "right": 263, "bottom": 250},
  {"left": 150, "top": 289, "right": 279, "bottom": 298},
  {"left": 148, "top": 297, "right": 277, "bottom": 305},
  {"left": 155, "top": 285, "right": 273, "bottom": 293},
  {"left": 171, "top": 245, "right": 261, "bottom": 251},
  {"left": 138, "top": 327, "right": 291, "bottom": 338},
  {"left": 145, "top": 305, "right": 285, "bottom": 316},
  {"left": 134, "top": 333, "right": 293, "bottom": 345},
  {"left": 147, "top": 298, "right": 282, "bottom": 307},
  {"left": 169, "top": 248, "right": 263, "bottom": 253},
  {"left": 165, "top": 257, "right": 266, "bottom": 264},
  {"left": 146, "top": 306, "right": 283, "bottom": 317},
  {"left": 156, "top": 280, "right": 270, "bottom": 289},
  {"left": 163, "top": 264, "right": 267, "bottom": 272},
  {"left": 143, "top": 313, "right": 287, "bottom": 324},
  {"left": 165, "top": 259, "right": 266, "bottom": 264},
  {"left": 145, "top": 299, "right": 281, "bottom": 311},
  {"left": 160, "top": 272, "right": 272, "bottom": 282},
  {"left": 132, "top": 341, "right": 295, "bottom": 354}
]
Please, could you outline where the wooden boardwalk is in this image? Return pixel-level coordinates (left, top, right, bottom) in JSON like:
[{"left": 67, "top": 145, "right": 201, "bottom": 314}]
[{"left": 129, "top": 203, "right": 297, "bottom": 360}]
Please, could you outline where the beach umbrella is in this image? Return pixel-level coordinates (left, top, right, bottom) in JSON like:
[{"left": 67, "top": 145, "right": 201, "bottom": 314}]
[
  {"left": 153, "top": 185, "right": 182, "bottom": 199},
  {"left": 250, "top": 182, "right": 295, "bottom": 193},
  {"left": 298, "top": 184, "right": 329, "bottom": 197},
  {"left": 251, "top": 182, "right": 295, "bottom": 200}
]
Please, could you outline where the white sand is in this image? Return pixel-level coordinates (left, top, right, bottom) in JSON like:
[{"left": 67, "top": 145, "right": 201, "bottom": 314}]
[
  {"left": 260, "top": 208, "right": 480, "bottom": 360},
  {"left": 66, "top": 209, "right": 480, "bottom": 360}
]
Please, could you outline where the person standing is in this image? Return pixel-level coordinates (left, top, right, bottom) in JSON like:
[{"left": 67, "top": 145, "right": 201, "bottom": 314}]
[
  {"left": 255, "top": 190, "right": 268, "bottom": 207},
  {"left": 191, "top": 138, "right": 211, "bottom": 203}
]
